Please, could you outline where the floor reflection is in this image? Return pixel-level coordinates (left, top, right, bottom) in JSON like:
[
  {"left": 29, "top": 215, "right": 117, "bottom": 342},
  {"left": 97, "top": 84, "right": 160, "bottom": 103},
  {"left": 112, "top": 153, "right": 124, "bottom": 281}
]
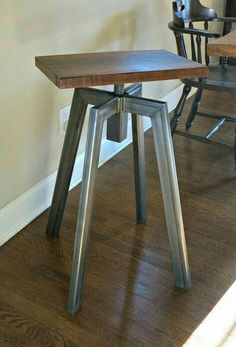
[{"left": 182, "top": 281, "right": 236, "bottom": 347}]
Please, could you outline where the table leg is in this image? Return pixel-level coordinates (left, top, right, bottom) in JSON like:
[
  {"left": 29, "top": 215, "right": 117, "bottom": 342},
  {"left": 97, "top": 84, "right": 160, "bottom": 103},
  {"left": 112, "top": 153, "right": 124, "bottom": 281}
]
[
  {"left": 68, "top": 98, "right": 118, "bottom": 314},
  {"left": 125, "top": 95, "right": 191, "bottom": 289},
  {"left": 128, "top": 84, "right": 147, "bottom": 224},
  {"left": 151, "top": 103, "right": 191, "bottom": 289},
  {"left": 46, "top": 89, "right": 87, "bottom": 237},
  {"left": 131, "top": 114, "right": 147, "bottom": 224}
]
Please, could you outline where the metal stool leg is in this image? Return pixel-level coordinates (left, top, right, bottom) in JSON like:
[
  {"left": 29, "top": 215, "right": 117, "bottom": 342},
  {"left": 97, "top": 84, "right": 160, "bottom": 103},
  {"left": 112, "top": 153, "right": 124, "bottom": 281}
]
[
  {"left": 151, "top": 104, "right": 191, "bottom": 289},
  {"left": 46, "top": 89, "right": 87, "bottom": 237},
  {"left": 68, "top": 98, "right": 118, "bottom": 314},
  {"left": 131, "top": 114, "right": 147, "bottom": 224},
  {"left": 129, "top": 84, "right": 147, "bottom": 224},
  {"left": 125, "top": 95, "right": 191, "bottom": 289},
  {"left": 46, "top": 87, "right": 112, "bottom": 237}
]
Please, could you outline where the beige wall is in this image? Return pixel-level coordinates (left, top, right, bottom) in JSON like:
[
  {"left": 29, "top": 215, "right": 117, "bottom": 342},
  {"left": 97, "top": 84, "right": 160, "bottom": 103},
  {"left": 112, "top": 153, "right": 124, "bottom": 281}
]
[{"left": 0, "top": 0, "right": 225, "bottom": 208}]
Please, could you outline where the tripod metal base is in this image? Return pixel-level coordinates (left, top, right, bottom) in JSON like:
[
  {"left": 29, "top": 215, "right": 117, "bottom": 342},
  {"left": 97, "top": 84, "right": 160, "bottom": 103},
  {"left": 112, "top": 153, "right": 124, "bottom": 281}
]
[{"left": 46, "top": 84, "right": 191, "bottom": 315}]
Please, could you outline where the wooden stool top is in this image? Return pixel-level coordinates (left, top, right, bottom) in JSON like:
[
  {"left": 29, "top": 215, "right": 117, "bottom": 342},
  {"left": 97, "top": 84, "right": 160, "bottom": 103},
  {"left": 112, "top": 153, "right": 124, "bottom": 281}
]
[{"left": 35, "top": 50, "right": 208, "bottom": 89}]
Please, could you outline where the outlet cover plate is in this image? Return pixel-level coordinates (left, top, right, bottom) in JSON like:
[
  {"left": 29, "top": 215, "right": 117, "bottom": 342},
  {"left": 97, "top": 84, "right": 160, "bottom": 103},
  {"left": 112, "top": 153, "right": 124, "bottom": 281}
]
[{"left": 60, "top": 105, "right": 71, "bottom": 136}]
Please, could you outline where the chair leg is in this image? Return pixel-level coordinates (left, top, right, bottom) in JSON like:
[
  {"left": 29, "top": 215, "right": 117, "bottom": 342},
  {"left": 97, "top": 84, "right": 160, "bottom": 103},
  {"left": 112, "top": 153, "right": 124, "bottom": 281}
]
[
  {"left": 186, "top": 88, "right": 203, "bottom": 130},
  {"left": 151, "top": 104, "right": 191, "bottom": 289},
  {"left": 46, "top": 89, "right": 87, "bottom": 237},
  {"left": 171, "top": 85, "right": 191, "bottom": 134},
  {"left": 67, "top": 107, "right": 106, "bottom": 315},
  {"left": 131, "top": 114, "right": 147, "bottom": 224}
]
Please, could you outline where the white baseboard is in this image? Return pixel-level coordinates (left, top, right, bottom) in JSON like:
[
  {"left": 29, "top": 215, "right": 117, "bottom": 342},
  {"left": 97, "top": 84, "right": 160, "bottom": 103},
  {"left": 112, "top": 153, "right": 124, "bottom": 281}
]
[{"left": 0, "top": 83, "right": 190, "bottom": 246}]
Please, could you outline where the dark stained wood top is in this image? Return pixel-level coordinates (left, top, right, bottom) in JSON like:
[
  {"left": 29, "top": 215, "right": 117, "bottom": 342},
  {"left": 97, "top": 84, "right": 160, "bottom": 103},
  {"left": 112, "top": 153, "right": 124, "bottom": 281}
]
[
  {"left": 35, "top": 50, "right": 208, "bottom": 89},
  {"left": 208, "top": 30, "right": 236, "bottom": 57}
]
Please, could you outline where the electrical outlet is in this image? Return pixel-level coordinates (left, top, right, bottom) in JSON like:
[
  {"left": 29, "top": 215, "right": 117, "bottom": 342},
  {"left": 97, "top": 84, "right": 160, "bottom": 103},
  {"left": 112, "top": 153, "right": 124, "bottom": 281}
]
[{"left": 60, "top": 105, "right": 71, "bottom": 136}]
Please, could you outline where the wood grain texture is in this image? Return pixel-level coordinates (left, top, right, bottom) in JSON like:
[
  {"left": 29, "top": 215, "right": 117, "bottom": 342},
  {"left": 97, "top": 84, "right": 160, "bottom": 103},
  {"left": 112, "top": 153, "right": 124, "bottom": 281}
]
[
  {"left": 208, "top": 30, "right": 236, "bottom": 57},
  {"left": 35, "top": 50, "right": 208, "bottom": 88},
  {"left": 0, "top": 91, "right": 235, "bottom": 346}
]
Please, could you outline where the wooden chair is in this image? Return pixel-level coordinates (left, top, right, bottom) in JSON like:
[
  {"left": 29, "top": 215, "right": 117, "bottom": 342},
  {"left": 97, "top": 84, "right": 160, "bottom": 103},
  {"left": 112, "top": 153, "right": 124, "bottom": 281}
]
[{"left": 169, "top": 0, "right": 236, "bottom": 158}]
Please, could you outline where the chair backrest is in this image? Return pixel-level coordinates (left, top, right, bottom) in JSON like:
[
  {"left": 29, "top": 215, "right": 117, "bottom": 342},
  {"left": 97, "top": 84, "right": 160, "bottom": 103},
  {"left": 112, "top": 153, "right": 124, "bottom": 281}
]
[
  {"left": 169, "top": 0, "right": 218, "bottom": 66},
  {"left": 174, "top": 0, "right": 217, "bottom": 25}
]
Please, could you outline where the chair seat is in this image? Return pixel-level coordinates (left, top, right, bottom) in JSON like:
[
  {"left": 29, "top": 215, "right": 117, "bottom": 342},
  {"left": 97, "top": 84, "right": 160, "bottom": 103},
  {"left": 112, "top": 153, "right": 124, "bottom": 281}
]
[{"left": 182, "top": 64, "right": 236, "bottom": 91}]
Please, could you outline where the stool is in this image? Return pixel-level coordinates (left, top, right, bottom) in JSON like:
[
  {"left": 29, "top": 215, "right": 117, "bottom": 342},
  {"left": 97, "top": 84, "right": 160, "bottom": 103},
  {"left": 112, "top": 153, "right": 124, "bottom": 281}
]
[{"left": 35, "top": 50, "right": 207, "bottom": 314}]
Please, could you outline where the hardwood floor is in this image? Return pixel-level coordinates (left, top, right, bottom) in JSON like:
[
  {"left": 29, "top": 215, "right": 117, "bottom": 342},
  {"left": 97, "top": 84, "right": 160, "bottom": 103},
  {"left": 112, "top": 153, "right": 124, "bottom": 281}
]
[{"left": 0, "top": 90, "right": 235, "bottom": 346}]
